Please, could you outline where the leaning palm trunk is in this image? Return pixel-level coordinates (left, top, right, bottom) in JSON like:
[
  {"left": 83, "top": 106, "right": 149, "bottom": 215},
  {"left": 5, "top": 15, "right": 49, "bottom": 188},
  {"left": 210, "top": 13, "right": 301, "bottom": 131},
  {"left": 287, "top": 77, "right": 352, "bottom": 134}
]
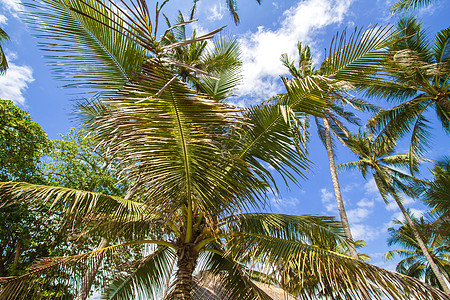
[
  {"left": 323, "top": 118, "right": 358, "bottom": 259},
  {"left": 76, "top": 237, "right": 109, "bottom": 300},
  {"left": 391, "top": 192, "right": 450, "bottom": 294}
]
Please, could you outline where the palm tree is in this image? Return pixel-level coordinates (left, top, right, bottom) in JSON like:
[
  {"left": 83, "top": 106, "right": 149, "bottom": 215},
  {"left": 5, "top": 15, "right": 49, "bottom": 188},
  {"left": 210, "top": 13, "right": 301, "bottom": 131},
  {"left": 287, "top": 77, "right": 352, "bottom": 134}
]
[
  {"left": 340, "top": 131, "right": 450, "bottom": 293},
  {"left": 386, "top": 217, "right": 450, "bottom": 290},
  {"left": 161, "top": 11, "right": 242, "bottom": 101},
  {"left": 367, "top": 17, "right": 450, "bottom": 173},
  {"left": 415, "top": 157, "right": 450, "bottom": 241},
  {"left": 0, "top": 1, "right": 448, "bottom": 299},
  {"left": 275, "top": 33, "right": 383, "bottom": 259},
  {"left": 0, "top": 27, "right": 9, "bottom": 74}
]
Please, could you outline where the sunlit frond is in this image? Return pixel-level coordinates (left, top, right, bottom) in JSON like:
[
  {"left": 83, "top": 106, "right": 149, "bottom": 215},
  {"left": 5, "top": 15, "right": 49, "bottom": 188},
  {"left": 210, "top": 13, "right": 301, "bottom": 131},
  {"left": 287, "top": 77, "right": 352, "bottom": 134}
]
[
  {"left": 226, "top": 232, "right": 448, "bottom": 300},
  {"left": 0, "top": 27, "right": 9, "bottom": 74},
  {"left": 0, "top": 241, "right": 173, "bottom": 300},
  {"left": 25, "top": 0, "right": 149, "bottom": 91},
  {"left": 225, "top": 213, "right": 344, "bottom": 246},
  {"left": 102, "top": 247, "right": 175, "bottom": 300},
  {"left": 391, "top": 0, "right": 434, "bottom": 13},
  {"left": 0, "top": 182, "right": 146, "bottom": 223},
  {"left": 81, "top": 60, "right": 257, "bottom": 220},
  {"left": 321, "top": 25, "right": 394, "bottom": 86}
]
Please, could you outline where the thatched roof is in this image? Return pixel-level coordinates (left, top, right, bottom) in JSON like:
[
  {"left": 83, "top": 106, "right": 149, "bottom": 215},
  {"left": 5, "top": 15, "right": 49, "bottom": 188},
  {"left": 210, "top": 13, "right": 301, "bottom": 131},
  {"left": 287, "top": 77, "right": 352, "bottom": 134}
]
[{"left": 193, "top": 276, "right": 297, "bottom": 300}]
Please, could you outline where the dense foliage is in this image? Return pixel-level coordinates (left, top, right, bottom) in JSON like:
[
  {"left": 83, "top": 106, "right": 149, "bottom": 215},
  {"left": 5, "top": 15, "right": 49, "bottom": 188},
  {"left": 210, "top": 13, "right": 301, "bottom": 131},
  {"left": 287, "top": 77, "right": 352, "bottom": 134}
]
[{"left": 0, "top": 0, "right": 449, "bottom": 299}]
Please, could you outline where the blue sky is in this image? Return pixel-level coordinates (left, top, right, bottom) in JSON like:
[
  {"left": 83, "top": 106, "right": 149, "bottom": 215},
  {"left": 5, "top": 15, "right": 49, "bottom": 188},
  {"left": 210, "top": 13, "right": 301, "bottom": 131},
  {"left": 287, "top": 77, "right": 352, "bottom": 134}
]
[{"left": 1, "top": 0, "right": 449, "bottom": 273}]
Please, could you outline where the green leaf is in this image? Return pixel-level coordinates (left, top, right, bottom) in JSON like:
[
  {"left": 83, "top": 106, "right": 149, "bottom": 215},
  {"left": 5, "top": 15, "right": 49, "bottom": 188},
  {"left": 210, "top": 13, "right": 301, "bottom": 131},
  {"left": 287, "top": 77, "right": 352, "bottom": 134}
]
[{"left": 103, "top": 247, "right": 175, "bottom": 300}]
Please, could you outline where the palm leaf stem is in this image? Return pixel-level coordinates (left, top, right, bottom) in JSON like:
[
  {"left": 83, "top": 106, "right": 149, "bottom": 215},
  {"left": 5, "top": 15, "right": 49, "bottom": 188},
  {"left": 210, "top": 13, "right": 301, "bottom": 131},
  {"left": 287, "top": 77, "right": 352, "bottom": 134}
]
[
  {"left": 165, "top": 76, "right": 194, "bottom": 243},
  {"left": 194, "top": 234, "right": 231, "bottom": 252}
]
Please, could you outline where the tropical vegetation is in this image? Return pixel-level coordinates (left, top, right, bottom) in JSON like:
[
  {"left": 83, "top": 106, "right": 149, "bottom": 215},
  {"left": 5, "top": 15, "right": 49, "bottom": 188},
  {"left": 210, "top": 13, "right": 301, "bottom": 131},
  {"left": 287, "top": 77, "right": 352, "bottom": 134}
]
[
  {"left": 276, "top": 41, "right": 380, "bottom": 259},
  {"left": 367, "top": 16, "right": 450, "bottom": 173},
  {"left": 0, "top": 0, "right": 449, "bottom": 299},
  {"left": 340, "top": 131, "right": 450, "bottom": 293},
  {"left": 386, "top": 217, "right": 450, "bottom": 290}
]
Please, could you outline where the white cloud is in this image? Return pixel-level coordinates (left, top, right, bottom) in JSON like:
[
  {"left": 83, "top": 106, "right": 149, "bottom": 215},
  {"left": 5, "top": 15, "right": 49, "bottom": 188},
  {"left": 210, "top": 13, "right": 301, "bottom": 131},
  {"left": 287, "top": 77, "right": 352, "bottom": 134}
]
[
  {"left": 357, "top": 198, "right": 374, "bottom": 208},
  {"left": 321, "top": 188, "right": 334, "bottom": 203},
  {"left": 364, "top": 178, "right": 379, "bottom": 194},
  {"left": 342, "top": 182, "right": 359, "bottom": 193},
  {"left": 0, "top": 14, "right": 7, "bottom": 25},
  {"left": 347, "top": 207, "right": 372, "bottom": 223},
  {"left": 321, "top": 188, "right": 337, "bottom": 212},
  {"left": 237, "top": 0, "right": 353, "bottom": 101},
  {"left": 385, "top": 201, "right": 398, "bottom": 211},
  {"left": 1, "top": 0, "right": 22, "bottom": 18},
  {"left": 385, "top": 196, "right": 415, "bottom": 211},
  {"left": 207, "top": 4, "right": 225, "bottom": 22},
  {"left": 325, "top": 202, "right": 337, "bottom": 213},
  {"left": 363, "top": 178, "right": 384, "bottom": 202},
  {"left": 0, "top": 60, "right": 34, "bottom": 106},
  {"left": 270, "top": 196, "right": 299, "bottom": 212},
  {"left": 392, "top": 209, "right": 425, "bottom": 222},
  {"left": 351, "top": 224, "right": 380, "bottom": 241}
]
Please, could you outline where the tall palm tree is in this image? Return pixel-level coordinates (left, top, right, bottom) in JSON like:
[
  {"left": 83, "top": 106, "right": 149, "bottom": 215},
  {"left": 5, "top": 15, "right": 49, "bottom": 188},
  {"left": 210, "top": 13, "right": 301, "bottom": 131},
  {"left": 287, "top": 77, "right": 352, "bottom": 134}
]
[
  {"left": 0, "top": 27, "right": 9, "bottom": 74},
  {"left": 275, "top": 33, "right": 383, "bottom": 259},
  {"left": 340, "top": 131, "right": 450, "bottom": 294},
  {"left": 415, "top": 157, "right": 450, "bottom": 241},
  {"left": 386, "top": 217, "right": 450, "bottom": 290},
  {"left": 367, "top": 17, "right": 450, "bottom": 173},
  {"left": 0, "top": 1, "right": 448, "bottom": 299}
]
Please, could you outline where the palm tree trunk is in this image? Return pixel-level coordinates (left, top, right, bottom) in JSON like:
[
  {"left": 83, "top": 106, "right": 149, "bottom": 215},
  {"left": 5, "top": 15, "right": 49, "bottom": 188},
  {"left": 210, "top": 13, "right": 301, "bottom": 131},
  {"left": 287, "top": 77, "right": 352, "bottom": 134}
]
[
  {"left": 76, "top": 237, "right": 109, "bottom": 300},
  {"left": 322, "top": 118, "right": 358, "bottom": 260},
  {"left": 13, "top": 239, "right": 21, "bottom": 268},
  {"left": 173, "top": 244, "right": 198, "bottom": 299},
  {"left": 392, "top": 192, "right": 450, "bottom": 294},
  {"left": 437, "top": 96, "right": 450, "bottom": 112}
]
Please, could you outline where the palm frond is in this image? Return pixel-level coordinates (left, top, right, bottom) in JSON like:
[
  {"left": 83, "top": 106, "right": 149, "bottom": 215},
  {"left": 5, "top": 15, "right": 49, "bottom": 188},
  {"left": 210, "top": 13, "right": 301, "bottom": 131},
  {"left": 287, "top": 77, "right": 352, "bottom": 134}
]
[
  {"left": 435, "top": 99, "right": 450, "bottom": 134},
  {"left": 226, "top": 233, "right": 449, "bottom": 300},
  {"left": 391, "top": 0, "right": 434, "bottom": 13},
  {"left": 393, "top": 16, "right": 432, "bottom": 60},
  {"left": 321, "top": 25, "right": 394, "bottom": 85},
  {"left": 102, "top": 247, "right": 175, "bottom": 300},
  {"left": 82, "top": 60, "right": 255, "bottom": 221},
  {"left": 315, "top": 116, "right": 333, "bottom": 150},
  {"left": 337, "top": 161, "right": 362, "bottom": 171},
  {"left": 0, "top": 240, "right": 172, "bottom": 300},
  {"left": 197, "top": 64, "right": 242, "bottom": 101},
  {"left": 225, "top": 213, "right": 345, "bottom": 246},
  {"left": 25, "top": 0, "right": 149, "bottom": 92},
  {"left": 409, "top": 113, "right": 433, "bottom": 173},
  {"left": 0, "top": 27, "right": 9, "bottom": 74},
  {"left": 0, "top": 182, "right": 146, "bottom": 224},
  {"left": 368, "top": 97, "right": 432, "bottom": 145},
  {"left": 236, "top": 103, "right": 313, "bottom": 190},
  {"left": 226, "top": 0, "right": 240, "bottom": 24},
  {"left": 341, "top": 96, "right": 381, "bottom": 113},
  {"left": 434, "top": 28, "right": 450, "bottom": 64}
]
